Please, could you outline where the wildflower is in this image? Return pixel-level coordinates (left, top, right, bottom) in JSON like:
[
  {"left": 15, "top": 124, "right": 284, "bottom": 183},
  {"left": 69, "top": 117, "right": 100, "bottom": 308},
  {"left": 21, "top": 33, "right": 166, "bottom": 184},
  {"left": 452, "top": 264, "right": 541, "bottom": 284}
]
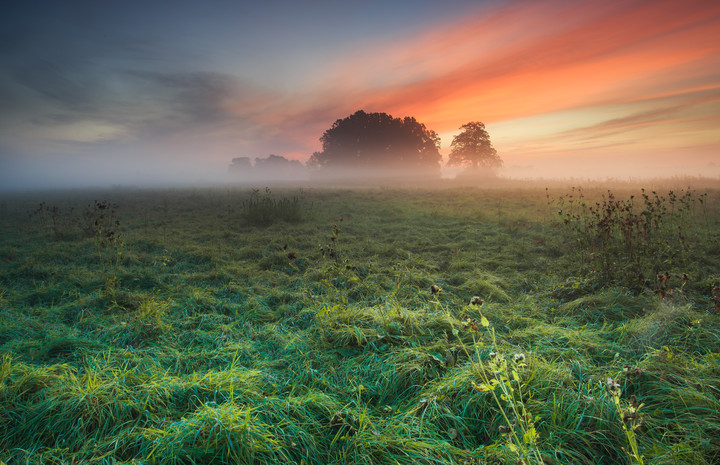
[
  {"left": 514, "top": 353, "right": 526, "bottom": 363},
  {"left": 470, "top": 296, "right": 483, "bottom": 306},
  {"left": 430, "top": 284, "right": 442, "bottom": 294},
  {"left": 606, "top": 377, "right": 621, "bottom": 394}
]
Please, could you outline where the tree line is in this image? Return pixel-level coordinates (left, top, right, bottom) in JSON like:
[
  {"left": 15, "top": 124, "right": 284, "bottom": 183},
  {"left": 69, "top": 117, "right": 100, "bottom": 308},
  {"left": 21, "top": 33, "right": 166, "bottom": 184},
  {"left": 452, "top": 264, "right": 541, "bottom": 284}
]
[{"left": 230, "top": 110, "right": 502, "bottom": 179}]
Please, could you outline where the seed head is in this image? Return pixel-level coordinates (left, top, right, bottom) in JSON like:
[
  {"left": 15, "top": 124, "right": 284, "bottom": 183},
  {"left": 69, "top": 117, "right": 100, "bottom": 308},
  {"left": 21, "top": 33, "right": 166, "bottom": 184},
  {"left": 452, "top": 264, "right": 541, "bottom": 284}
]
[
  {"left": 470, "top": 296, "right": 483, "bottom": 306},
  {"left": 606, "top": 377, "right": 621, "bottom": 394}
]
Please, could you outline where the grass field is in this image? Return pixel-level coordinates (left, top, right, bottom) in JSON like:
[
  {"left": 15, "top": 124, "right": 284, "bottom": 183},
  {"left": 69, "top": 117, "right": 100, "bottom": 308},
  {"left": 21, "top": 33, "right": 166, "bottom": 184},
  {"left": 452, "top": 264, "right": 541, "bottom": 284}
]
[{"left": 1, "top": 183, "right": 719, "bottom": 464}]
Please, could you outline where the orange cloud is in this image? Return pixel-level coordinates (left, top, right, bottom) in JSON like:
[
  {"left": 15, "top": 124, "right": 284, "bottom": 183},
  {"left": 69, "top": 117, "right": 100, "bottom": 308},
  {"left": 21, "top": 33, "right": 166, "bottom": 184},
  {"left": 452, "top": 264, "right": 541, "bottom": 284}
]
[{"left": 348, "top": 0, "right": 720, "bottom": 129}]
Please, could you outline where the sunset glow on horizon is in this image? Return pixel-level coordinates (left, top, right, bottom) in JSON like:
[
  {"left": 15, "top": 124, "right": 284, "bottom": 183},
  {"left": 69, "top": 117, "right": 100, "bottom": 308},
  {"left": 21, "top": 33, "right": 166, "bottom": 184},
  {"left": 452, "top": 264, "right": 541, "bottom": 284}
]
[{"left": 1, "top": 0, "right": 719, "bottom": 188}]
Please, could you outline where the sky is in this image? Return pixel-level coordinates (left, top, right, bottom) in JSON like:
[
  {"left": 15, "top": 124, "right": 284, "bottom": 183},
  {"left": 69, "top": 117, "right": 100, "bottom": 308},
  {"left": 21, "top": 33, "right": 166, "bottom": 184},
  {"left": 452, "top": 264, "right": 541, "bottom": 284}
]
[{"left": 1, "top": 0, "right": 719, "bottom": 188}]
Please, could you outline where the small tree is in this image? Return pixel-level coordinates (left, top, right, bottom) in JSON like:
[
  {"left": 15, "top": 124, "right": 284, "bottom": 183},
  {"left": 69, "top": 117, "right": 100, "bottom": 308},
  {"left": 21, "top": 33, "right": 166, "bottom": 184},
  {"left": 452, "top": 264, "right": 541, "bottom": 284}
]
[{"left": 447, "top": 122, "right": 502, "bottom": 169}]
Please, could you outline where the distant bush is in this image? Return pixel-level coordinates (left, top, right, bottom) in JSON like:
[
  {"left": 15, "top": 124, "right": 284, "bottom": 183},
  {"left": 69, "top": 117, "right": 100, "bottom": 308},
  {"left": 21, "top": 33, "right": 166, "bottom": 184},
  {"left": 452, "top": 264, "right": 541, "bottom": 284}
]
[{"left": 241, "top": 188, "right": 305, "bottom": 226}]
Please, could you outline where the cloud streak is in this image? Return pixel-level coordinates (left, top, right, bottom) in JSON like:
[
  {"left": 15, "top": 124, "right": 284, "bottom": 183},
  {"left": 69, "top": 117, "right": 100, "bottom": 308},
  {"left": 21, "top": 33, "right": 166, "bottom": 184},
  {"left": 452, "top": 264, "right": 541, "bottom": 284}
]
[{"left": 335, "top": 0, "right": 720, "bottom": 124}]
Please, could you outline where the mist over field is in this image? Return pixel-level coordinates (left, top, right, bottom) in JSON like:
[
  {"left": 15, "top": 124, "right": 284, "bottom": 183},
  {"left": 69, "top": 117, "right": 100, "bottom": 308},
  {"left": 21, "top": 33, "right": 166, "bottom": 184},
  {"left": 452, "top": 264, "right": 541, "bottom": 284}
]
[{"left": 3, "top": 150, "right": 720, "bottom": 193}]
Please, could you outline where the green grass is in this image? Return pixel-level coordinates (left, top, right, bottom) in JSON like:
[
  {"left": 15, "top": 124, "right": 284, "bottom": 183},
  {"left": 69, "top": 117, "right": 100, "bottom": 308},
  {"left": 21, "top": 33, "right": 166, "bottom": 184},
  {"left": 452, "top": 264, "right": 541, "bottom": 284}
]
[{"left": 1, "top": 185, "right": 719, "bottom": 464}]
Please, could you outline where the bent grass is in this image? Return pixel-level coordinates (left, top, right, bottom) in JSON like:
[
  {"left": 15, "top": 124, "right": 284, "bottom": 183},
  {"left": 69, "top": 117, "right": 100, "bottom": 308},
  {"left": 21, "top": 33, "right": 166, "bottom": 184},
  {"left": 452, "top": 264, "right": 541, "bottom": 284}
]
[{"left": 1, "top": 185, "right": 719, "bottom": 464}]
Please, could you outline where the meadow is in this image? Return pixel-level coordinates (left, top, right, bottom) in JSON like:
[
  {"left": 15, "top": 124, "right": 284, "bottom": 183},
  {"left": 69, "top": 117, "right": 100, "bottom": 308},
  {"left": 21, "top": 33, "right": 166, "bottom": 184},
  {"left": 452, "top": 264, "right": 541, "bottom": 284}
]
[{"left": 1, "top": 183, "right": 719, "bottom": 464}]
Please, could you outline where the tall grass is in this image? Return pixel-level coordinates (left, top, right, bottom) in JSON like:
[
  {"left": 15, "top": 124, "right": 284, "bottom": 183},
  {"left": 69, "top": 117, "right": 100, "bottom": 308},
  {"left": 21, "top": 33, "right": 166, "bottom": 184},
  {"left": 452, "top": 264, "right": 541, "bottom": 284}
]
[
  {"left": 240, "top": 187, "right": 306, "bottom": 226},
  {"left": 552, "top": 187, "right": 708, "bottom": 287}
]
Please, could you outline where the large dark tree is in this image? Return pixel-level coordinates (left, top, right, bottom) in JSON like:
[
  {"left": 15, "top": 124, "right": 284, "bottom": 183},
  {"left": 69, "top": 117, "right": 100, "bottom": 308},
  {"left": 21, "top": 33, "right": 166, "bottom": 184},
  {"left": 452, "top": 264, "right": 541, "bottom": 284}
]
[
  {"left": 308, "top": 110, "right": 441, "bottom": 173},
  {"left": 446, "top": 122, "right": 502, "bottom": 169}
]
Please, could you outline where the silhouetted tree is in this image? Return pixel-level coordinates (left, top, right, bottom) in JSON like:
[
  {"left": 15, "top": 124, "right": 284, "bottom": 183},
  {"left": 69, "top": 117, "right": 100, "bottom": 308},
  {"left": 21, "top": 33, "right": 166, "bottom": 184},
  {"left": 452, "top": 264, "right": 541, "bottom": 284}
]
[
  {"left": 308, "top": 110, "right": 441, "bottom": 173},
  {"left": 446, "top": 122, "right": 502, "bottom": 169}
]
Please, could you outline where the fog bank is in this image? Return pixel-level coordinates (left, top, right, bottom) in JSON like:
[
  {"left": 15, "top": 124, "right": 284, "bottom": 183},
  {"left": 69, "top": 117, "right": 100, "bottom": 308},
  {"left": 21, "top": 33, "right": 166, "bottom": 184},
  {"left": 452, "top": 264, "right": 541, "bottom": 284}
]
[{"left": 2, "top": 152, "right": 719, "bottom": 192}]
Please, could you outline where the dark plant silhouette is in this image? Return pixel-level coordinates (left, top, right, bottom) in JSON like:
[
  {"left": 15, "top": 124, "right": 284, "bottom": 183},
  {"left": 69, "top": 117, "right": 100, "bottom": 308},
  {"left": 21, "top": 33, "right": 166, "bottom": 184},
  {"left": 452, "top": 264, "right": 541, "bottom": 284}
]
[
  {"left": 554, "top": 188, "right": 700, "bottom": 287},
  {"left": 28, "top": 202, "right": 75, "bottom": 239},
  {"left": 28, "top": 199, "right": 121, "bottom": 240},
  {"left": 91, "top": 200, "right": 122, "bottom": 298},
  {"left": 240, "top": 187, "right": 305, "bottom": 226}
]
